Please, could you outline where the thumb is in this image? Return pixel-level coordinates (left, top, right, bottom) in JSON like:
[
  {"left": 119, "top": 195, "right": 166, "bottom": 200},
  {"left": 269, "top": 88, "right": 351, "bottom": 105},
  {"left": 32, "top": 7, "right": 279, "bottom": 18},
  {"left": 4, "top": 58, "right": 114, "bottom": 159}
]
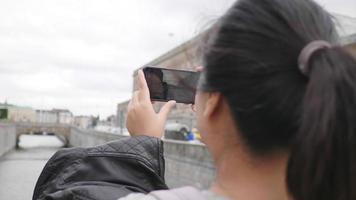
[{"left": 159, "top": 100, "right": 176, "bottom": 120}]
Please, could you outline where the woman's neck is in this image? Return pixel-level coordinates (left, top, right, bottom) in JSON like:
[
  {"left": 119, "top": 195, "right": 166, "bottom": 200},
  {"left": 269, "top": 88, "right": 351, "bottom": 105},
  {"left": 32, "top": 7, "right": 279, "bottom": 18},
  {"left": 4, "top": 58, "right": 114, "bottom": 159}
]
[{"left": 210, "top": 147, "right": 290, "bottom": 200}]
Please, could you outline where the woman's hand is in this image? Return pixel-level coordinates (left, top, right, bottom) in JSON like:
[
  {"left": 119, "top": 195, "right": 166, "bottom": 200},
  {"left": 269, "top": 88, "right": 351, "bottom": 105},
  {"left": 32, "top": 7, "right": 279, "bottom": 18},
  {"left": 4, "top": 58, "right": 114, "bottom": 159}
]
[{"left": 126, "top": 70, "right": 176, "bottom": 138}]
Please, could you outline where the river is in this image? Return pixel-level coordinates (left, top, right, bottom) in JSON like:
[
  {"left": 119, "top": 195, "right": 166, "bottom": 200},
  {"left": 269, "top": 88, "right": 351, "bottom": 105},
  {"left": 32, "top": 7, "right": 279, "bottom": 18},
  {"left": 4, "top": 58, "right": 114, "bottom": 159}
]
[{"left": 0, "top": 135, "right": 63, "bottom": 200}]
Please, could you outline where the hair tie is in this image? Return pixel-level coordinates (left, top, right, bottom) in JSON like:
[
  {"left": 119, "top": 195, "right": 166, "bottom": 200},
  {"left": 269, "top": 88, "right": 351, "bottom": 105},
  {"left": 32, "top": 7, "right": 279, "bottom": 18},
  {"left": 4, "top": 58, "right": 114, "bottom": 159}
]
[{"left": 298, "top": 40, "right": 332, "bottom": 76}]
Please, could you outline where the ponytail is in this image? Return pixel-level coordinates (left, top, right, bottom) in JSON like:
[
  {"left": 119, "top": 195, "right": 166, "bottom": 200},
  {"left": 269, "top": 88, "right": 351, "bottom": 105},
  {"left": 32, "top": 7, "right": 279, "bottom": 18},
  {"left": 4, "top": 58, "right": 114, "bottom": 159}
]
[
  {"left": 287, "top": 47, "right": 356, "bottom": 200},
  {"left": 200, "top": 0, "right": 356, "bottom": 198}
]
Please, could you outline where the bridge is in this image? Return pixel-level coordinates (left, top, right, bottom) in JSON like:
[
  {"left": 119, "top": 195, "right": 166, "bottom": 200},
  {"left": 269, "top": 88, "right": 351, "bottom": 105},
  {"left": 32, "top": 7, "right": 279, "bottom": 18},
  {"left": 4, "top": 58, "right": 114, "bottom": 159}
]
[{"left": 14, "top": 122, "right": 71, "bottom": 147}]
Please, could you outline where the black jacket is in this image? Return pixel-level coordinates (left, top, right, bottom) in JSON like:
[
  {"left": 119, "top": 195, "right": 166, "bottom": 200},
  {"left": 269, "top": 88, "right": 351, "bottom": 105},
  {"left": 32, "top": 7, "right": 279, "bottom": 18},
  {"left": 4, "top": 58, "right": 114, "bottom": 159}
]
[{"left": 33, "top": 136, "right": 168, "bottom": 200}]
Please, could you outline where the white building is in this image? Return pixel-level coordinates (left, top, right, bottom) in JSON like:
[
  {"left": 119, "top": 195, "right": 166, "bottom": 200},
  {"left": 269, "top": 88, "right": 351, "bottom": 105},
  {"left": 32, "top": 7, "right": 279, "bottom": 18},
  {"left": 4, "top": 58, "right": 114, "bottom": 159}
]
[
  {"left": 36, "top": 110, "right": 58, "bottom": 124},
  {"left": 52, "top": 109, "right": 73, "bottom": 125},
  {"left": 74, "top": 116, "right": 93, "bottom": 129},
  {"left": 0, "top": 103, "right": 36, "bottom": 123}
]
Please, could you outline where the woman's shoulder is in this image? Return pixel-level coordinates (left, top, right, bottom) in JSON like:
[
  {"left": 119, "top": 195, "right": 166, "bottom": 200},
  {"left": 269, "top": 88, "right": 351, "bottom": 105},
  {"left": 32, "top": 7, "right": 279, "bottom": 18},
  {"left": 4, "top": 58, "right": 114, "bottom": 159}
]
[{"left": 118, "top": 187, "right": 229, "bottom": 200}]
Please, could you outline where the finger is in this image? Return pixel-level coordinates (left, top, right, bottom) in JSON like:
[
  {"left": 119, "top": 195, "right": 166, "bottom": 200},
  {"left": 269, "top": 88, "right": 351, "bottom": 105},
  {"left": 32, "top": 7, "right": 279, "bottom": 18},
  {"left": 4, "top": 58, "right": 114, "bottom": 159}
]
[
  {"left": 191, "top": 104, "right": 196, "bottom": 112},
  {"left": 195, "top": 66, "right": 204, "bottom": 72},
  {"left": 132, "top": 91, "right": 140, "bottom": 106},
  {"left": 127, "top": 99, "right": 133, "bottom": 111},
  {"left": 128, "top": 91, "right": 137, "bottom": 111},
  {"left": 138, "top": 70, "right": 150, "bottom": 101},
  {"left": 158, "top": 100, "right": 176, "bottom": 120}
]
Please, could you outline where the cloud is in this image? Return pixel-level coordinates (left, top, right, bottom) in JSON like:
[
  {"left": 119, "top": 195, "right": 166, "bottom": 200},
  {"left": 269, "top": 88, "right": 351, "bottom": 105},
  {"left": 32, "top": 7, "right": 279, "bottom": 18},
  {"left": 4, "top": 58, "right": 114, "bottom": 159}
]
[{"left": 0, "top": 0, "right": 354, "bottom": 118}]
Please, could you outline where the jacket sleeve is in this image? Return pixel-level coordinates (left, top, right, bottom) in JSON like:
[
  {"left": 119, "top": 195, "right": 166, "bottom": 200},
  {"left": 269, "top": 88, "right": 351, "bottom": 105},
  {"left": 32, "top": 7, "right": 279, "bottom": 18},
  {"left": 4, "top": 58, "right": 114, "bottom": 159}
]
[{"left": 32, "top": 136, "right": 168, "bottom": 200}]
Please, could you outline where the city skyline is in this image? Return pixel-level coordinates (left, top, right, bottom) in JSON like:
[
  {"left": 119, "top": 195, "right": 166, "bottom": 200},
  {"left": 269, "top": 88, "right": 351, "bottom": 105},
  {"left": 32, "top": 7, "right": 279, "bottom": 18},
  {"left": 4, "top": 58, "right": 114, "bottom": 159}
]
[{"left": 0, "top": 0, "right": 355, "bottom": 118}]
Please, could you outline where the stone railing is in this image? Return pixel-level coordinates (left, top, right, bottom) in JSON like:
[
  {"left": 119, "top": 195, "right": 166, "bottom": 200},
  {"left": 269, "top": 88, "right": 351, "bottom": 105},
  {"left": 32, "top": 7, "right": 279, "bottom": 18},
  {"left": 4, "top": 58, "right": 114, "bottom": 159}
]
[
  {"left": 163, "top": 139, "right": 215, "bottom": 189},
  {"left": 0, "top": 123, "right": 17, "bottom": 157},
  {"left": 0, "top": 124, "right": 216, "bottom": 189},
  {"left": 69, "top": 127, "right": 215, "bottom": 189}
]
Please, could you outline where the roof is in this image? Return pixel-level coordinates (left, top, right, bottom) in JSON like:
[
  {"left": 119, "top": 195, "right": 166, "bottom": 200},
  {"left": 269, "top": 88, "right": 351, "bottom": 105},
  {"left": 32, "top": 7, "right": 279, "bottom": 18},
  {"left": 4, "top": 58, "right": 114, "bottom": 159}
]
[
  {"left": 74, "top": 115, "right": 94, "bottom": 118},
  {"left": 36, "top": 109, "right": 57, "bottom": 113},
  {"left": 52, "top": 109, "right": 72, "bottom": 113},
  {"left": 0, "top": 102, "right": 34, "bottom": 110}
]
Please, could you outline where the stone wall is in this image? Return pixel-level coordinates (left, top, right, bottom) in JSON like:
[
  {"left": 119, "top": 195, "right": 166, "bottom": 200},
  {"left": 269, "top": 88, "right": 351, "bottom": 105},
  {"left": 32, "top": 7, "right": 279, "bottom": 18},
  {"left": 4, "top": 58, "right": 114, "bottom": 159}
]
[
  {"left": 69, "top": 127, "right": 125, "bottom": 147},
  {"left": 69, "top": 127, "right": 215, "bottom": 189},
  {"left": 163, "top": 139, "right": 215, "bottom": 189},
  {"left": 0, "top": 123, "right": 17, "bottom": 157}
]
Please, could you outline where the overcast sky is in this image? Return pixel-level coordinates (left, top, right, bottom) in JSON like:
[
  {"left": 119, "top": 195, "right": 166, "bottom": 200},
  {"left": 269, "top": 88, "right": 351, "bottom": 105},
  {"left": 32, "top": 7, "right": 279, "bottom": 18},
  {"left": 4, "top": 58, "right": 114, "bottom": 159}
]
[{"left": 0, "top": 0, "right": 355, "bottom": 118}]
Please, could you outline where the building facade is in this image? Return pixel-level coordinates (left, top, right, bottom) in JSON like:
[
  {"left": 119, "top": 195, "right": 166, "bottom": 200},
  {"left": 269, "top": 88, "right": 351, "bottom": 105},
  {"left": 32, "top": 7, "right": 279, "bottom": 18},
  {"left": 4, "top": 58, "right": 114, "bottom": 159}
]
[
  {"left": 116, "top": 101, "right": 129, "bottom": 133},
  {"left": 36, "top": 110, "right": 58, "bottom": 124},
  {"left": 0, "top": 103, "right": 36, "bottom": 123},
  {"left": 117, "top": 13, "right": 356, "bottom": 132},
  {"left": 73, "top": 116, "right": 94, "bottom": 129},
  {"left": 52, "top": 109, "right": 74, "bottom": 125}
]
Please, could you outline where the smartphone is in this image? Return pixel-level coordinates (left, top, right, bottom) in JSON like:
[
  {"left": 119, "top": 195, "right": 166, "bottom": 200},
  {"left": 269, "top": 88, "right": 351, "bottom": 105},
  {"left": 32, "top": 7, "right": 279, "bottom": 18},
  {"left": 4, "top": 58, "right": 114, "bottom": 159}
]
[{"left": 142, "top": 66, "right": 200, "bottom": 104}]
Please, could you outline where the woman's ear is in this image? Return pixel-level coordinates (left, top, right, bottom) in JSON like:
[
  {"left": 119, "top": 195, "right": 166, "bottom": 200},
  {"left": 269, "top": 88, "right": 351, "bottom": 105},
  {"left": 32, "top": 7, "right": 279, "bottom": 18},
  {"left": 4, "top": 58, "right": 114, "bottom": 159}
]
[{"left": 203, "top": 92, "right": 223, "bottom": 119}]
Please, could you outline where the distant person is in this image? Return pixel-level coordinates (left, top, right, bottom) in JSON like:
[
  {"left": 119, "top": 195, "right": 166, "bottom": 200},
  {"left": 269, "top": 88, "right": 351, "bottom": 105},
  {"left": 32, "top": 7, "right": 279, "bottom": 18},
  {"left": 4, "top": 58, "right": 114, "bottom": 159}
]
[
  {"left": 186, "top": 131, "right": 195, "bottom": 141},
  {"left": 33, "top": 0, "right": 356, "bottom": 199}
]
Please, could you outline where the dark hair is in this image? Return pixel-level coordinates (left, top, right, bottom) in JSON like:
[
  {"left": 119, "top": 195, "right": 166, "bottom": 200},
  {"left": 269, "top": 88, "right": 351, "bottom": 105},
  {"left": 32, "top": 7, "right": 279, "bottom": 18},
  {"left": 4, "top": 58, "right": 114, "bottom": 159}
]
[{"left": 201, "top": 0, "right": 356, "bottom": 199}]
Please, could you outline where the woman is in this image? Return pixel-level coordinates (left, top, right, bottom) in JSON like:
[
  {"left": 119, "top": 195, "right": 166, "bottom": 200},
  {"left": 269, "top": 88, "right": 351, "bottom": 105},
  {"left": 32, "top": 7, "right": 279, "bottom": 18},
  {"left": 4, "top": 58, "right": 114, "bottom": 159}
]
[
  {"left": 124, "top": 0, "right": 356, "bottom": 199},
  {"left": 33, "top": 0, "right": 356, "bottom": 199}
]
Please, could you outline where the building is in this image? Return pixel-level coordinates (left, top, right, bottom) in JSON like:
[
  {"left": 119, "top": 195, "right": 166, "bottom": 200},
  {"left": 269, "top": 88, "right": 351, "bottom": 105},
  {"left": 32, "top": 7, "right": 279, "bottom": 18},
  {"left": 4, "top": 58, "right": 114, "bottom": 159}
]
[
  {"left": 116, "top": 101, "right": 129, "bottom": 133},
  {"left": 73, "top": 116, "right": 94, "bottom": 129},
  {"left": 116, "top": 13, "right": 356, "bottom": 132},
  {"left": 0, "top": 103, "right": 36, "bottom": 123},
  {"left": 52, "top": 109, "right": 73, "bottom": 125},
  {"left": 106, "top": 115, "right": 117, "bottom": 127},
  {"left": 36, "top": 110, "right": 58, "bottom": 124}
]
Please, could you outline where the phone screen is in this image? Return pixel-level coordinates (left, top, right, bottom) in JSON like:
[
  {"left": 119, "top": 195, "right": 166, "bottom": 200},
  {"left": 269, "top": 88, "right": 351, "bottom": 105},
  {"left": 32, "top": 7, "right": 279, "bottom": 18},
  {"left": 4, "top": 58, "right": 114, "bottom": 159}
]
[{"left": 143, "top": 66, "right": 200, "bottom": 104}]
